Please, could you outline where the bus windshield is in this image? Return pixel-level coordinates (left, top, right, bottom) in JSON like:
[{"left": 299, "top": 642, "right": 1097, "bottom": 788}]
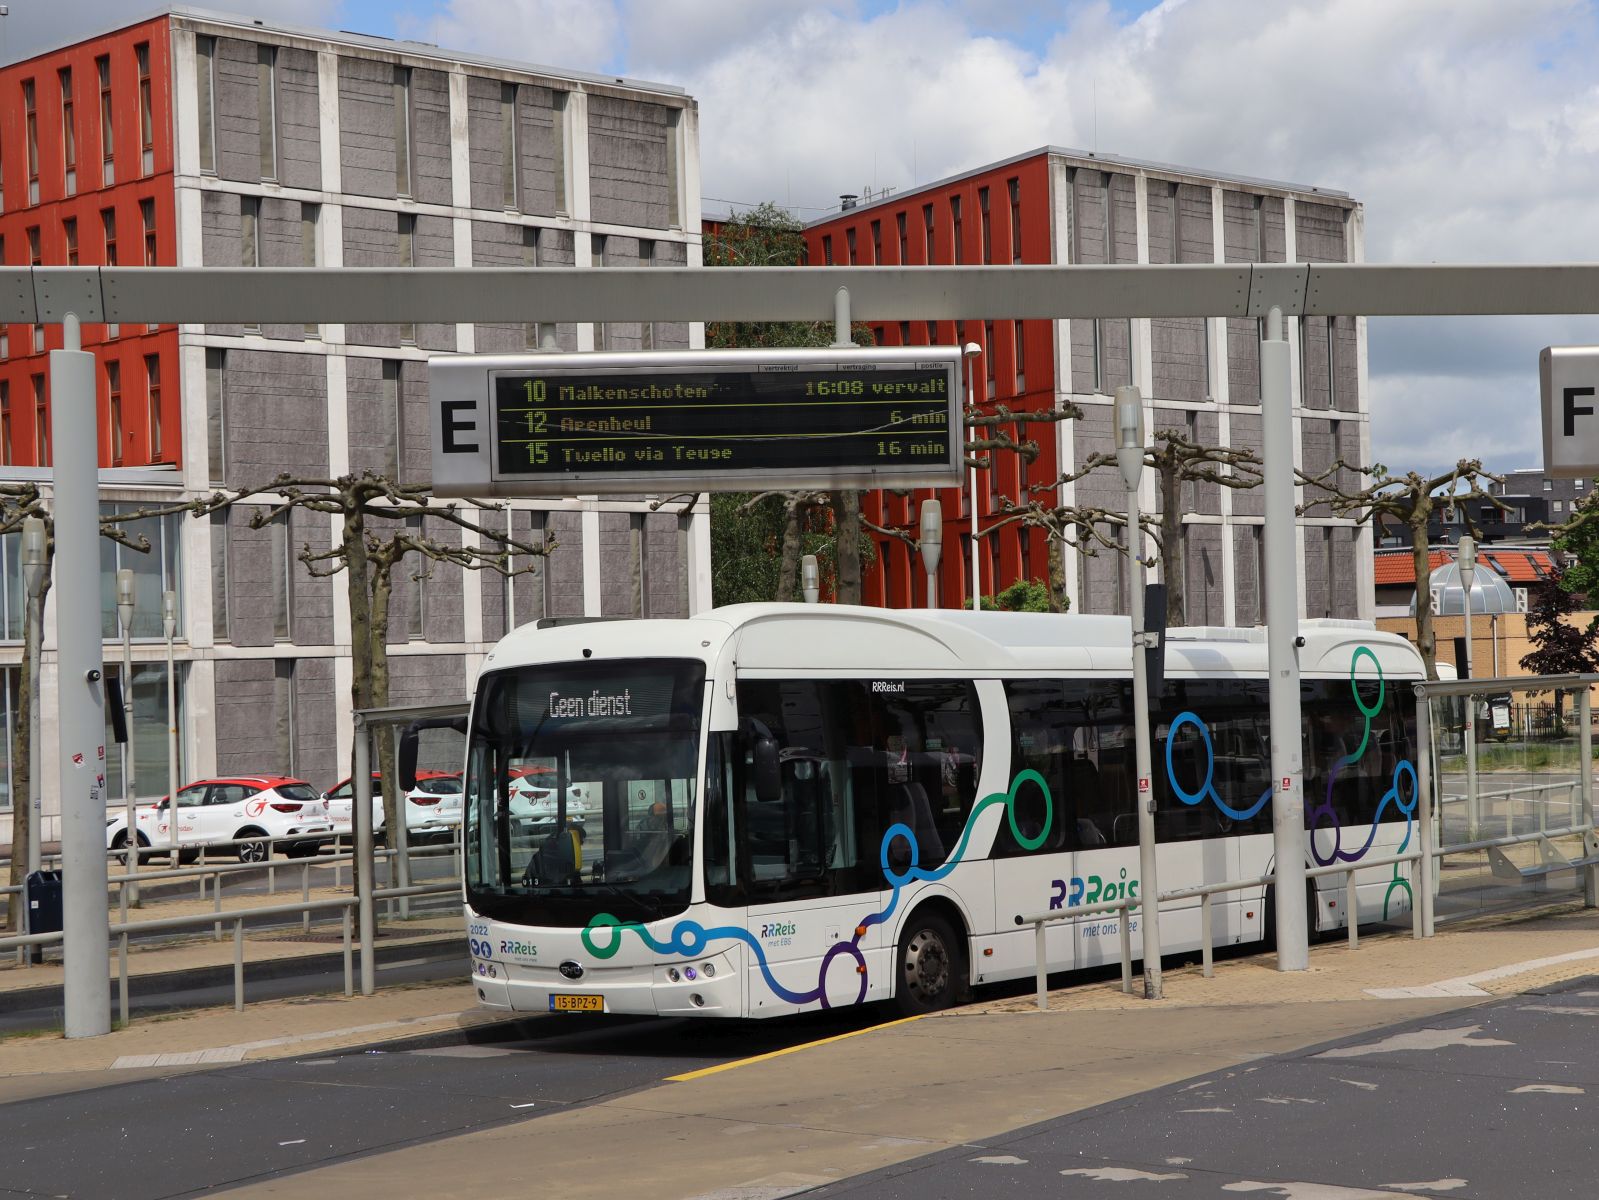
[{"left": 464, "top": 659, "right": 705, "bottom": 927}]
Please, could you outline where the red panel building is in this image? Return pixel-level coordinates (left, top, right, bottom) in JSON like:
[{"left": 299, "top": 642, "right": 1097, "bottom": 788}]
[
  {"left": 0, "top": 14, "right": 181, "bottom": 469},
  {"left": 805, "top": 149, "right": 1370, "bottom": 626},
  {"left": 804, "top": 152, "right": 1058, "bottom": 609}
]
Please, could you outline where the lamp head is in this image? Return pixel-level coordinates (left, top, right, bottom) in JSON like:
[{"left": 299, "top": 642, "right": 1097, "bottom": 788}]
[
  {"left": 1114, "top": 385, "right": 1146, "bottom": 492},
  {"left": 918, "top": 499, "right": 943, "bottom": 575},
  {"left": 801, "top": 554, "right": 820, "bottom": 605}
]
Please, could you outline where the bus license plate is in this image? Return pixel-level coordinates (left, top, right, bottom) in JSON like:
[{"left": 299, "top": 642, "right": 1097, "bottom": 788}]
[{"left": 549, "top": 994, "right": 604, "bottom": 1013}]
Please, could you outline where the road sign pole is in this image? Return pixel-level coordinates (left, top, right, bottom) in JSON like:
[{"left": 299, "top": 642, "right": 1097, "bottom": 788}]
[
  {"left": 1263, "top": 307, "right": 1309, "bottom": 972},
  {"left": 54, "top": 315, "right": 111, "bottom": 1037}
]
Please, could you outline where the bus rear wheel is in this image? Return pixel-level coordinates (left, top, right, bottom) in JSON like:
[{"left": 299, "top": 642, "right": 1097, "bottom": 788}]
[{"left": 893, "top": 911, "right": 964, "bottom": 1016}]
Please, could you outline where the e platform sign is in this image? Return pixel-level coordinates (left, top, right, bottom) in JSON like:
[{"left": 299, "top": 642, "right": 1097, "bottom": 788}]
[
  {"left": 1541, "top": 346, "right": 1599, "bottom": 478},
  {"left": 429, "top": 346, "right": 963, "bottom": 497}
]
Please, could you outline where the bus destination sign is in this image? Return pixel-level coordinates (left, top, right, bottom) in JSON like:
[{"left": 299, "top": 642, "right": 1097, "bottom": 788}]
[{"left": 429, "top": 347, "right": 962, "bottom": 497}]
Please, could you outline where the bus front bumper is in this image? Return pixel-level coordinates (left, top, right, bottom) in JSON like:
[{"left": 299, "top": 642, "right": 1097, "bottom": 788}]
[{"left": 471, "top": 947, "right": 743, "bottom": 1017}]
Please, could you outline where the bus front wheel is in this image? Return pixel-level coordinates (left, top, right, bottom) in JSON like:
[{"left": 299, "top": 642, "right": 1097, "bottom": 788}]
[{"left": 893, "top": 911, "right": 964, "bottom": 1016}]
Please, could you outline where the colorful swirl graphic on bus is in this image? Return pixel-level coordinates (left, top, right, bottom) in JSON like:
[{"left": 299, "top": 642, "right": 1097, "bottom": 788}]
[
  {"left": 1167, "top": 644, "right": 1419, "bottom": 918},
  {"left": 580, "top": 769, "right": 1056, "bottom": 1008}
]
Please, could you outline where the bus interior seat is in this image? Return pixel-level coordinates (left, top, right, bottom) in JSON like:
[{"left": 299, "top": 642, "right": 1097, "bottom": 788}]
[{"left": 887, "top": 781, "right": 946, "bottom": 868}]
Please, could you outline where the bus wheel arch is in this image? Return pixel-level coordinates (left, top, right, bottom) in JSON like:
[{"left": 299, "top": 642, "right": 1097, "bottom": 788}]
[{"left": 891, "top": 898, "right": 970, "bottom": 1016}]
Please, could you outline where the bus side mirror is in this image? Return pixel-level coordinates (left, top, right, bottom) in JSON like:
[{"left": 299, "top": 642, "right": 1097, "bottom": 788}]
[{"left": 752, "top": 737, "right": 782, "bottom": 804}]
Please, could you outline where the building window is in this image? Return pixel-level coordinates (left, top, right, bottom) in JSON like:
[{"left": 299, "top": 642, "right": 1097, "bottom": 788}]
[
  {"left": 31, "top": 374, "right": 47, "bottom": 466},
  {"left": 665, "top": 108, "right": 682, "bottom": 230},
  {"left": 951, "top": 196, "right": 964, "bottom": 265},
  {"left": 210, "top": 511, "right": 229, "bottom": 641},
  {"left": 274, "top": 661, "right": 297, "bottom": 774},
  {"left": 301, "top": 202, "right": 319, "bottom": 337},
  {"left": 896, "top": 211, "right": 907, "bottom": 263},
  {"left": 381, "top": 360, "right": 403, "bottom": 479},
  {"left": 898, "top": 320, "right": 911, "bottom": 346},
  {"left": 406, "top": 514, "right": 426, "bottom": 639},
  {"left": 393, "top": 66, "right": 413, "bottom": 197},
  {"left": 257, "top": 44, "right": 278, "bottom": 182},
  {"left": 501, "top": 82, "right": 519, "bottom": 210},
  {"left": 141, "top": 197, "right": 157, "bottom": 266},
  {"left": 146, "top": 354, "right": 163, "bottom": 460},
  {"left": 0, "top": 381, "right": 9, "bottom": 464},
  {"left": 27, "top": 229, "right": 43, "bottom": 352},
  {"left": 979, "top": 186, "right": 991, "bottom": 263},
  {"left": 98, "top": 55, "right": 114, "bottom": 184},
  {"left": 398, "top": 213, "right": 416, "bottom": 344},
  {"left": 1014, "top": 319, "right": 1026, "bottom": 393},
  {"left": 639, "top": 238, "right": 656, "bottom": 351},
  {"left": 64, "top": 216, "right": 78, "bottom": 265},
  {"left": 522, "top": 226, "right": 544, "bottom": 349},
  {"left": 107, "top": 361, "right": 123, "bottom": 463},
  {"left": 60, "top": 68, "right": 76, "bottom": 195},
  {"left": 23, "top": 80, "right": 38, "bottom": 204},
  {"left": 196, "top": 36, "right": 216, "bottom": 174},
  {"left": 846, "top": 227, "right": 857, "bottom": 265},
  {"left": 1577, "top": 479, "right": 1587, "bottom": 493},
  {"left": 552, "top": 91, "right": 569, "bottom": 215},
  {"left": 241, "top": 196, "right": 260, "bottom": 333},
  {"left": 102, "top": 206, "right": 117, "bottom": 264},
  {"left": 206, "top": 348, "right": 226, "bottom": 484},
  {"left": 1544, "top": 479, "right": 1553, "bottom": 491},
  {"left": 923, "top": 203, "right": 934, "bottom": 260},
  {"left": 821, "top": 234, "right": 832, "bottom": 265},
  {"left": 870, "top": 219, "right": 882, "bottom": 264},
  {"left": 984, "top": 320, "right": 996, "bottom": 400},
  {"left": 137, "top": 43, "right": 154, "bottom": 175},
  {"left": 592, "top": 233, "right": 607, "bottom": 350},
  {"left": 99, "top": 502, "right": 184, "bottom": 640},
  {"left": 270, "top": 513, "right": 293, "bottom": 640},
  {"left": 1008, "top": 177, "right": 1022, "bottom": 263}
]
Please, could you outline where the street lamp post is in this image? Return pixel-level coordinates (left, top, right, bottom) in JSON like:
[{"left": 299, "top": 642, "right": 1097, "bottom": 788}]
[
  {"left": 117, "top": 569, "right": 138, "bottom": 904},
  {"left": 20, "top": 517, "right": 46, "bottom": 880},
  {"left": 1115, "top": 384, "right": 1162, "bottom": 1001},
  {"left": 1459, "top": 534, "right": 1479, "bottom": 839},
  {"left": 163, "top": 590, "right": 179, "bottom": 865},
  {"left": 919, "top": 499, "right": 942, "bottom": 609}
]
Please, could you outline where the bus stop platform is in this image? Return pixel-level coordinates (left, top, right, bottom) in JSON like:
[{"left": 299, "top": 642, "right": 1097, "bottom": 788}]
[{"left": 3, "top": 899, "right": 1598, "bottom": 1197}]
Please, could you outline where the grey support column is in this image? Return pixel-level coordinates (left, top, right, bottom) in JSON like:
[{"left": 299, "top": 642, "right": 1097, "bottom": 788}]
[
  {"left": 1262, "top": 306, "right": 1309, "bottom": 972},
  {"left": 54, "top": 315, "right": 111, "bottom": 1037}
]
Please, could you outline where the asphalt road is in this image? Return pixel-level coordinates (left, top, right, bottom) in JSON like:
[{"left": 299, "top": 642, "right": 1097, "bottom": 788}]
[
  {"left": 0, "top": 1005, "right": 888, "bottom": 1200},
  {"left": 810, "top": 976, "right": 1599, "bottom": 1200}
]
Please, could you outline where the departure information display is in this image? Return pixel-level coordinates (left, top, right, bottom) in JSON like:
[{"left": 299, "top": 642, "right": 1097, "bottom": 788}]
[{"left": 430, "top": 348, "right": 962, "bottom": 497}]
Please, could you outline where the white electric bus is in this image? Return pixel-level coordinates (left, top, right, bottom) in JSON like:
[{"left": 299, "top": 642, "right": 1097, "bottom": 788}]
[{"left": 450, "top": 605, "right": 1422, "bottom": 1019}]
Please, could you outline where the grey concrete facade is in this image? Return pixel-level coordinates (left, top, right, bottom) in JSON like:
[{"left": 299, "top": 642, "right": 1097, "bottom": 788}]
[
  {"left": 1041, "top": 149, "right": 1371, "bottom": 625},
  {"left": 164, "top": 12, "right": 711, "bottom": 790},
  {"left": 5, "top": 9, "right": 711, "bottom": 840}
]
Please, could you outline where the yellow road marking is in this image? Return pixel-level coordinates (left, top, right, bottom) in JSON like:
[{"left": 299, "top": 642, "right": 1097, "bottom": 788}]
[{"left": 667, "top": 1013, "right": 929, "bottom": 1083}]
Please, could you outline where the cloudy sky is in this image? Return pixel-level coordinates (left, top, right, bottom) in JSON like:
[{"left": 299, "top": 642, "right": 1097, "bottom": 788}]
[{"left": 11, "top": 0, "right": 1599, "bottom": 478}]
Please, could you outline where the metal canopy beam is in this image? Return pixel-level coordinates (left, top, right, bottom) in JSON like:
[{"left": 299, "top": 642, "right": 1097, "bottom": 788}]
[{"left": 11, "top": 262, "right": 1599, "bottom": 325}]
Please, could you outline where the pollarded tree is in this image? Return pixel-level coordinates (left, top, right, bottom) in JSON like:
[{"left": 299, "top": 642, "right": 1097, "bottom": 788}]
[
  {"left": 1298, "top": 458, "right": 1505, "bottom": 680},
  {"left": 1145, "top": 428, "right": 1263, "bottom": 626},
  {"left": 1, "top": 484, "right": 231, "bottom": 932},
  {"left": 233, "top": 472, "right": 550, "bottom": 852}
]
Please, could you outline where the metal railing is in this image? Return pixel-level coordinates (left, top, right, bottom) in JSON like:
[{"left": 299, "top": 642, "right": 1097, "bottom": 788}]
[
  {"left": 1014, "top": 897, "right": 1139, "bottom": 1011},
  {"left": 1018, "top": 850, "right": 1425, "bottom": 1009},
  {"left": 0, "top": 876, "right": 461, "bottom": 1025}
]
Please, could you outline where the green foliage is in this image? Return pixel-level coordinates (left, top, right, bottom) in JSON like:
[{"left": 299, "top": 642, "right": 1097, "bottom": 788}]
[
  {"left": 965, "top": 578, "right": 1063, "bottom": 612},
  {"left": 1552, "top": 483, "right": 1599, "bottom": 602},
  {"left": 703, "top": 202, "right": 835, "bottom": 352},
  {"left": 709, "top": 492, "right": 786, "bottom": 606},
  {"left": 1520, "top": 564, "right": 1599, "bottom": 676}
]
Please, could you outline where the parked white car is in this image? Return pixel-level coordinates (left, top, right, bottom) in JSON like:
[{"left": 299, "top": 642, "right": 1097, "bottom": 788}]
[
  {"left": 105, "top": 776, "right": 333, "bottom": 864},
  {"left": 324, "top": 772, "right": 464, "bottom": 843},
  {"left": 506, "top": 768, "right": 595, "bottom": 833}
]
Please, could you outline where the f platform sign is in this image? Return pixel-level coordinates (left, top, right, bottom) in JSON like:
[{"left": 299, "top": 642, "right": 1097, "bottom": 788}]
[{"left": 1541, "top": 346, "right": 1599, "bottom": 478}]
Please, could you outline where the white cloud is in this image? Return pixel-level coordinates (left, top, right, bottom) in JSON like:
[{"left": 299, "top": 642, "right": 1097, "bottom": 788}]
[{"left": 396, "top": 0, "right": 623, "bottom": 75}]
